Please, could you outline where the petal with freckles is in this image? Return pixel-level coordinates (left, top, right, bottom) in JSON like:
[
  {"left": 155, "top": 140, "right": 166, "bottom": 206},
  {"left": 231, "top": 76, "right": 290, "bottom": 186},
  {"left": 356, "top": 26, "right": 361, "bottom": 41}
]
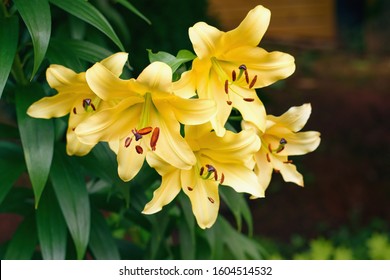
[
  {"left": 117, "top": 137, "right": 146, "bottom": 182},
  {"left": 142, "top": 169, "right": 181, "bottom": 214},
  {"left": 189, "top": 22, "right": 223, "bottom": 59},
  {"left": 137, "top": 61, "right": 172, "bottom": 93},
  {"left": 100, "top": 52, "right": 128, "bottom": 77},
  {"left": 181, "top": 169, "right": 219, "bottom": 229},
  {"left": 86, "top": 63, "right": 132, "bottom": 100},
  {"left": 267, "top": 103, "right": 312, "bottom": 132},
  {"left": 221, "top": 5, "right": 271, "bottom": 50},
  {"left": 27, "top": 93, "right": 79, "bottom": 118}
]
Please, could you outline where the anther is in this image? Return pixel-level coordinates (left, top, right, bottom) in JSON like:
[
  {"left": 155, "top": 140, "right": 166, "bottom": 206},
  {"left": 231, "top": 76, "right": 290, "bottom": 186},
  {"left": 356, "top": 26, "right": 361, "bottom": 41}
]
[
  {"left": 124, "top": 137, "right": 132, "bottom": 148},
  {"left": 199, "top": 166, "right": 204, "bottom": 176},
  {"left": 266, "top": 153, "right": 271, "bottom": 163},
  {"left": 226, "top": 100, "right": 232, "bottom": 105},
  {"left": 138, "top": 127, "right": 153, "bottom": 135},
  {"left": 243, "top": 98, "right": 254, "bottom": 102},
  {"left": 249, "top": 75, "right": 257, "bottom": 89},
  {"left": 135, "top": 145, "right": 143, "bottom": 154},
  {"left": 232, "top": 70, "right": 237, "bottom": 81},
  {"left": 187, "top": 187, "right": 193, "bottom": 191},
  {"left": 214, "top": 169, "right": 218, "bottom": 181},
  {"left": 268, "top": 143, "right": 272, "bottom": 152},
  {"left": 284, "top": 160, "right": 293, "bottom": 164},
  {"left": 150, "top": 127, "right": 160, "bottom": 151},
  {"left": 208, "top": 197, "right": 215, "bottom": 204},
  {"left": 224, "top": 80, "right": 229, "bottom": 94},
  {"left": 73, "top": 107, "right": 77, "bottom": 114},
  {"left": 220, "top": 173, "right": 225, "bottom": 185},
  {"left": 90, "top": 103, "right": 96, "bottom": 111},
  {"left": 132, "top": 129, "right": 142, "bottom": 141},
  {"left": 244, "top": 69, "right": 249, "bottom": 84}
]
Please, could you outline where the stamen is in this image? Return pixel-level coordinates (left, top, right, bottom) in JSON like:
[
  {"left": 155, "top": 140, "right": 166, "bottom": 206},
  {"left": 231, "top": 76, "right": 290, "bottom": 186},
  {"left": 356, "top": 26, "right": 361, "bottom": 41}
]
[
  {"left": 243, "top": 98, "right": 254, "bottom": 102},
  {"left": 199, "top": 166, "right": 204, "bottom": 176},
  {"left": 124, "top": 137, "right": 132, "bottom": 148},
  {"left": 232, "top": 70, "right": 237, "bottom": 81},
  {"left": 276, "top": 146, "right": 285, "bottom": 153},
  {"left": 135, "top": 145, "right": 143, "bottom": 154},
  {"left": 150, "top": 127, "right": 160, "bottom": 151},
  {"left": 187, "top": 187, "right": 193, "bottom": 191},
  {"left": 266, "top": 153, "right": 271, "bottom": 162},
  {"left": 284, "top": 160, "right": 293, "bottom": 164},
  {"left": 90, "top": 103, "right": 96, "bottom": 111},
  {"left": 138, "top": 127, "right": 153, "bottom": 135},
  {"left": 224, "top": 80, "right": 229, "bottom": 94},
  {"left": 244, "top": 69, "right": 249, "bottom": 84},
  {"left": 268, "top": 143, "right": 272, "bottom": 152},
  {"left": 73, "top": 107, "right": 77, "bottom": 114},
  {"left": 132, "top": 129, "right": 142, "bottom": 141},
  {"left": 226, "top": 100, "right": 232, "bottom": 105},
  {"left": 220, "top": 173, "right": 225, "bottom": 185},
  {"left": 208, "top": 197, "right": 215, "bottom": 204},
  {"left": 249, "top": 75, "right": 257, "bottom": 89},
  {"left": 214, "top": 169, "right": 218, "bottom": 181}
]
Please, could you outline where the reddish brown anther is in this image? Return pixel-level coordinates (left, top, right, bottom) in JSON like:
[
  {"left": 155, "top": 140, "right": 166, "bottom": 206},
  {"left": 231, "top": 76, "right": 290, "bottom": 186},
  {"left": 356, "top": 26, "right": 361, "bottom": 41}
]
[
  {"left": 199, "top": 166, "right": 205, "bottom": 176},
  {"left": 187, "top": 186, "right": 193, "bottom": 191},
  {"left": 243, "top": 98, "right": 254, "bottom": 102},
  {"left": 73, "top": 107, "right": 77, "bottom": 114},
  {"left": 284, "top": 160, "right": 293, "bottom": 164},
  {"left": 138, "top": 127, "right": 153, "bottom": 135},
  {"left": 266, "top": 153, "right": 271, "bottom": 163},
  {"left": 124, "top": 137, "right": 132, "bottom": 148},
  {"left": 150, "top": 127, "right": 160, "bottom": 151},
  {"left": 232, "top": 70, "right": 237, "bottom": 81},
  {"left": 208, "top": 197, "right": 215, "bottom": 204},
  {"left": 244, "top": 70, "right": 249, "bottom": 84},
  {"left": 226, "top": 100, "right": 232, "bottom": 105},
  {"left": 135, "top": 145, "right": 143, "bottom": 154},
  {"left": 249, "top": 75, "right": 257, "bottom": 89},
  {"left": 220, "top": 173, "right": 225, "bottom": 185},
  {"left": 224, "top": 80, "right": 229, "bottom": 94}
]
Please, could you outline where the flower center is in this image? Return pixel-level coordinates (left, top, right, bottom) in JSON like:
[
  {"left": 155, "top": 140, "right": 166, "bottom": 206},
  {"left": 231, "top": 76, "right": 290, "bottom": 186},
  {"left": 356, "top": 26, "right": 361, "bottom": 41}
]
[
  {"left": 73, "top": 97, "right": 101, "bottom": 115},
  {"left": 265, "top": 137, "right": 293, "bottom": 164},
  {"left": 123, "top": 92, "right": 160, "bottom": 154},
  {"left": 210, "top": 57, "right": 258, "bottom": 106}
]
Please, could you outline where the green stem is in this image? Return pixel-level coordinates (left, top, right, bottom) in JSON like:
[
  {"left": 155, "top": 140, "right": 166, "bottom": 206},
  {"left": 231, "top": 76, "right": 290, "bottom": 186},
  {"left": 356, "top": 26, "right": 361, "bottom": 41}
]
[
  {"left": 11, "top": 54, "right": 28, "bottom": 85},
  {"left": 1, "top": 1, "right": 9, "bottom": 17}
]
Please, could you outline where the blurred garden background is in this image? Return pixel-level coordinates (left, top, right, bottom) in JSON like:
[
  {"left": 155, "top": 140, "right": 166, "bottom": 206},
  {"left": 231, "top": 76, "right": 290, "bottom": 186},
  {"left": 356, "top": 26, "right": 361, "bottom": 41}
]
[{"left": 0, "top": 0, "right": 389, "bottom": 259}]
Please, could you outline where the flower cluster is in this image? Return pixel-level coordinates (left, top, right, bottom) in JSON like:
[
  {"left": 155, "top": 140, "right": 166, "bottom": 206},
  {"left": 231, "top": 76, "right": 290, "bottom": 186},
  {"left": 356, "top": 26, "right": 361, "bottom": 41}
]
[{"left": 28, "top": 5, "right": 320, "bottom": 229}]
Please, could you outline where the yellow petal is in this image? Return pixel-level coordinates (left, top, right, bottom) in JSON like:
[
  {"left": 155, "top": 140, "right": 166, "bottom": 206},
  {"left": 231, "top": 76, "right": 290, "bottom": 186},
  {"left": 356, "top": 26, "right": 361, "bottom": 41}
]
[
  {"left": 137, "top": 61, "right": 172, "bottom": 93},
  {"left": 27, "top": 93, "right": 77, "bottom": 118},
  {"left": 189, "top": 22, "right": 222, "bottom": 59},
  {"left": 172, "top": 69, "right": 197, "bottom": 99},
  {"left": 142, "top": 169, "right": 181, "bottom": 214},
  {"left": 75, "top": 97, "right": 143, "bottom": 145},
  {"left": 100, "top": 52, "right": 128, "bottom": 77},
  {"left": 66, "top": 127, "right": 94, "bottom": 156},
  {"left": 117, "top": 137, "right": 146, "bottom": 182},
  {"left": 254, "top": 148, "right": 274, "bottom": 192},
  {"left": 46, "top": 64, "right": 86, "bottom": 89},
  {"left": 181, "top": 169, "right": 219, "bottom": 229},
  {"left": 271, "top": 154, "right": 304, "bottom": 187},
  {"left": 86, "top": 63, "right": 132, "bottom": 100},
  {"left": 223, "top": 47, "right": 295, "bottom": 88},
  {"left": 221, "top": 5, "right": 271, "bottom": 50},
  {"left": 267, "top": 103, "right": 312, "bottom": 132}
]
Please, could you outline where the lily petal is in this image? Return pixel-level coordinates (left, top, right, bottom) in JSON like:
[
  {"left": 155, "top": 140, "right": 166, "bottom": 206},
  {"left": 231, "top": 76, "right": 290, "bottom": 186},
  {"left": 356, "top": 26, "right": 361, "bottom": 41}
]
[
  {"left": 142, "top": 169, "right": 181, "bottom": 214},
  {"left": 86, "top": 62, "right": 132, "bottom": 100},
  {"left": 117, "top": 137, "right": 146, "bottom": 182},
  {"left": 100, "top": 52, "right": 128, "bottom": 77},
  {"left": 46, "top": 65, "right": 86, "bottom": 89},
  {"left": 181, "top": 169, "right": 219, "bottom": 229},
  {"left": 66, "top": 126, "right": 94, "bottom": 156},
  {"left": 222, "top": 5, "right": 271, "bottom": 50},
  {"left": 267, "top": 103, "right": 312, "bottom": 132},
  {"left": 27, "top": 93, "right": 79, "bottom": 118},
  {"left": 272, "top": 154, "right": 304, "bottom": 186},
  {"left": 189, "top": 22, "right": 223, "bottom": 59},
  {"left": 172, "top": 70, "right": 197, "bottom": 99},
  {"left": 137, "top": 61, "right": 172, "bottom": 93},
  {"left": 254, "top": 148, "right": 274, "bottom": 192}
]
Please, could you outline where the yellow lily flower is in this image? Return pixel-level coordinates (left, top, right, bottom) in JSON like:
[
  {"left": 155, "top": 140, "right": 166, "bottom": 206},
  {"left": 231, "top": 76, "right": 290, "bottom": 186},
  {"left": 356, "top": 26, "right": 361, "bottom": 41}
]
[
  {"left": 75, "top": 61, "right": 216, "bottom": 182},
  {"left": 174, "top": 5, "right": 295, "bottom": 136},
  {"left": 242, "top": 104, "right": 321, "bottom": 191},
  {"left": 143, "top": 124, "right": 263, "bottom": 229},
  {"left": 27, "top": 52, "right": 128, "bottom": 156}
]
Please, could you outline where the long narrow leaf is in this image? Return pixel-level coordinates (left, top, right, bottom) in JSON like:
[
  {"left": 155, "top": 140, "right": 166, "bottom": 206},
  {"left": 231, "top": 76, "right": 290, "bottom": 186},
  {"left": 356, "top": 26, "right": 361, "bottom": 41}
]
[
  {"left": 0, "top": 16, "right": 19, "bottom": 98},
  {"left": 36, "top": 184, "right": 67, "bottom": 260},
  {"left": 49, "top": 0, "right": 124, "bottom": 51},
  {"left": 4, "top": 214, "right": 38, "bottom": 260},
  {"left": 115, "top": 0, "right": 151, "bottom": 25},
  {"left": 50, "top": 147, "right": 90, "bottom": 260},
  {"left": 14, "top": 0, "right": 51, "bottom": 78},
  {"left": 89, "top": 207, "right": 120, "bottom": 260},
  {"left": 0, "top": 142, "right": 25, "bottom": 206},
  {"left": 15, "top": 83, "right": 55, "bottom": 208}
]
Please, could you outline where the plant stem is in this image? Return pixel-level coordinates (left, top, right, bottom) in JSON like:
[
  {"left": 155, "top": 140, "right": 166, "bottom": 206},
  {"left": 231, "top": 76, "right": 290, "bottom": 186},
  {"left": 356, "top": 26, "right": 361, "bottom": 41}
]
[{"left": 11, "top": 55, "right": 28, "bottom": 85}]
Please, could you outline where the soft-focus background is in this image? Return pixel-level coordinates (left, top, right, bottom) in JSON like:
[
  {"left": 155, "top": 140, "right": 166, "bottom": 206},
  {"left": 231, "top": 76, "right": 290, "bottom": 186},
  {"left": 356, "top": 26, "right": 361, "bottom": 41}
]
[{"left": 1, "top": 0, "right": 389, "bottom": 259}]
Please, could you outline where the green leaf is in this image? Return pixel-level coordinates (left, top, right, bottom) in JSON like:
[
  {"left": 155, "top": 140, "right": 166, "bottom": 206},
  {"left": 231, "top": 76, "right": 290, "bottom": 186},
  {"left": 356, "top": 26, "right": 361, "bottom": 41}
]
[
  {"left": 14, "top": 0, "right": 51, "bottom": 79},
  {"left": 36, "top": 184, "right": 67, "bottom": 260},
  {"left": 49, "top": 0, "right": 124, "bottom": 51},
  {"left": 46, "top": 39, "right": 84, "bottom": 72},
  {"left": 0, "top": 16, "right": 19, "bottom": 98},
  {"left": 178, "top": 194, "right": 196, "bottom": 259},
  {"left": 4, "top": 214, "right": 38, "bottom": 260},
  {"left": 15, "top": 83, "right": 55, "bottom": 208},
  {"left": 64, "top": 40, "right": 113, "bottom": 63},
  {"left": 0, "top": 141, "right": 25, "bottom": 206},
  {"left": 89, "top": 207, "right": 120, "bottom": 260},
  {"left": 115, "top": 0, "right": 151, "bottom": 25},
  {"left": 50, "top": 147, "right": 90, "bottom": 260},
  {"left": 148, "top": 49, "right": 196, "bottom": 74}
]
